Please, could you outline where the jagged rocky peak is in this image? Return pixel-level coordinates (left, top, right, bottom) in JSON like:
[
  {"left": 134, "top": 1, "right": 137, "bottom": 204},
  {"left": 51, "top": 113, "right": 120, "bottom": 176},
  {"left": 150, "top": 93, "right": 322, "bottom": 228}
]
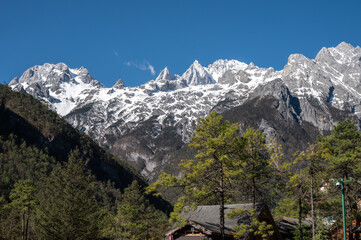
[
  {"left": 315, "top": 47, "right": 332, "bottom": 62},
  {"left": 16, "top": 62, "right": 72, "bottom": 85},
  {"left": 7, "top": 42, "right": 361, "bottom": 178},
  {"left": 335, "top": 41, "right": 357, "bottom": 52},
  {"left": 286, "top": 53, "right": 313, "bottom": 65},
  {"left": 11, "top": 62, "right": 103, "bottom": 89},
  {"left": 112, "top": 78, "right": 125, "bottom": 89},
  {"left": 71, "top": 66, "right": 102, "bottom": 86},
  {"left": 155, "top": 67, "right": 171, "bottom": 81},
  {"left": 182, "top": 60, "right": 215, "bottom": 86},
  {"left": 332, "top": 42, "right": 361, "bottom": 64},
  {"left": 317, "top": 42, "right": 361, "bottom": 66},
  {"left": 207, "top": 59, "right": 248, "bottom": 82},
  {"left": 209, "top": 59, "right": 248, "bottom": 70},
  {"left": 282, "top": 53, "right": 315, "bottom": 78},
  {"left": 55, "top": 62, "right": 70, "bottom": 71},
  {"left": 246, "top": 62, "right": 257, "bottom": 70}
]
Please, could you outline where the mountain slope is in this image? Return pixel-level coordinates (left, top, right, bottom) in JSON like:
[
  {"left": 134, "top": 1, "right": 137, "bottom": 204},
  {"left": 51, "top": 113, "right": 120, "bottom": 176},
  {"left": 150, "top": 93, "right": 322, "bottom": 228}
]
[
  {"left": 9, "top": 42, "right": 361, "bottom": 179},
  {"left": 0, "top": 84, "right": 145, "bottom": 189}
]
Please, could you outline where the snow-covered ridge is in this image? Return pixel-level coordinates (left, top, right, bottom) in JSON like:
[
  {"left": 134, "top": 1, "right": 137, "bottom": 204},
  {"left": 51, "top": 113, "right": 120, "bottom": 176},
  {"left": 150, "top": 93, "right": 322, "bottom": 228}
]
[
  {"left": 9, "top": 42, "right": 361, "bottom": 128},
  {"left": 9, "top": 59, "right": 276, "bottom": 116},
  {"left": 8, "top": 42, "right": 361, "bottom": 177}
]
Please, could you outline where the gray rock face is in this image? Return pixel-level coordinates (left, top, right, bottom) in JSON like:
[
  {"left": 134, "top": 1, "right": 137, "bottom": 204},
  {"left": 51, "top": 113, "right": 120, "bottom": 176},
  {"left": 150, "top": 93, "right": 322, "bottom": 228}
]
[
  {"left": 112, "top": 79, "right": 125, "bottom": 89},
  {"left": 156, "top": 67, "right": 171, "bottom": 81},
  {"left": 9, "top": 42, "right": 361, "bottom": 179},
  {"left": 283, "top": 42, "right": 361, "bottom": 116},
  {"left": 182, "top": 60, "right": 215, "bottom": 85}
]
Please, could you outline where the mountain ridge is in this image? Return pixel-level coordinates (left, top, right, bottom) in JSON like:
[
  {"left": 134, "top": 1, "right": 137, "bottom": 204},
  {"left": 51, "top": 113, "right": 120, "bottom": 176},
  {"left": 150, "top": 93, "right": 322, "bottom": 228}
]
[{"left": 9, "top": 42, "right": 361, "bottom": 179}]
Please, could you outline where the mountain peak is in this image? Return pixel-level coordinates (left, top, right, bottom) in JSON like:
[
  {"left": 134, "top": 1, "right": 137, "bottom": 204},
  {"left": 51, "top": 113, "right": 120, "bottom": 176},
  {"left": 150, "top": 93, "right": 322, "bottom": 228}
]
[
  {"left": 246, "top": 62, "right": 257, "bottom": 70},
  {"left": 8, "top": 42, "right": 361, "bottom": 178},
  {"left": 181, "top": 60, "right": 215, "bottom": 86},
  {"left": 55, "top": 62, "right": 70, "bottom": 71},
  {"left": 112, "top": 79, "right": 125, "bottom": 89},
  {"left": 335, "top": 41, "right": 354, "bottom": 51},
  {"left": 206, "top": 59, "right": 248, "bottom": 82},
  {"left": 192, "top": 59, "right": 200, "bottom": 65},
  {"left": 316, "top": 42, "right": 361, "bottom": 66},
  {"left": 155, "top": 67, "right": 171, "bottom": 81}
]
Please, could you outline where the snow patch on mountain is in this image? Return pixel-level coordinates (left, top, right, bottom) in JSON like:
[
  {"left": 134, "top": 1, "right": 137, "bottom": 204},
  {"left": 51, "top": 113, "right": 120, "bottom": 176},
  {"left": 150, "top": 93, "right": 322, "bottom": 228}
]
[{"left": 8, "top": 42, "right": 361, "bottom": 177}]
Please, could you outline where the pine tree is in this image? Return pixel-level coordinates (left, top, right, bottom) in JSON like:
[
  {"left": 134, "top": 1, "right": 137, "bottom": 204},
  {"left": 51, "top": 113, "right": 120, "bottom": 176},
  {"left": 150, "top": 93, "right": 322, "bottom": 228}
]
[
  {"left": 9, "top": 180, "right": 37, "bottom": 240},
  {"left": 148, "top": 112, "right": 246, "bottom": 240},
  {"left": 241, "top": 126, "right": 279, "bottom": 208},
  {"left": 35, "top": 149, "right": 103, "bottom": 240},
  {"left": 295, "top": 144, "right": 326, "bottom": 240},
  {"left": 318, "top": 119, "right": 361, "bottom": 237},
  {"left": 108, "top": 180, "right": 168, "bottom": 240}
]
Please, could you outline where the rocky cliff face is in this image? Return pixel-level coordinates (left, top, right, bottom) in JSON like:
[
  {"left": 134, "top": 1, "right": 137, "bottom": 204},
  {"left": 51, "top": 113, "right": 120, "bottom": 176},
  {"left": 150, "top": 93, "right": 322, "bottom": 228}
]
[{"left": 9, "top": 42, "right": 361, "bottom": 180}]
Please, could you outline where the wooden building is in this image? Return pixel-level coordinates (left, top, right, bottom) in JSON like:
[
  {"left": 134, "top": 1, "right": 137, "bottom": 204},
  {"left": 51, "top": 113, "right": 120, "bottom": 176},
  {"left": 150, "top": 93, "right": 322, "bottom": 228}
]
[{"left": 165, "top": 203, "right": 282, "bottom": 240}]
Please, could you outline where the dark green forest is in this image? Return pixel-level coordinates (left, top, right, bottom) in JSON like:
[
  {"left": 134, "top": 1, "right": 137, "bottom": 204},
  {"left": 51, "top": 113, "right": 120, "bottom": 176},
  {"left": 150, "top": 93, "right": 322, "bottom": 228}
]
[{"left": 0, "top": 85, "right": 169, "bottom": 240}]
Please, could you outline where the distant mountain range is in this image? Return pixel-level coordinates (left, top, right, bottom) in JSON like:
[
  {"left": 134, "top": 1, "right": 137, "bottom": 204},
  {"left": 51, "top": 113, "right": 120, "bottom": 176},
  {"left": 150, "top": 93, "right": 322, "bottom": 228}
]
[{"left": 9, "top": 42, "right": 361, "bottom": 180}]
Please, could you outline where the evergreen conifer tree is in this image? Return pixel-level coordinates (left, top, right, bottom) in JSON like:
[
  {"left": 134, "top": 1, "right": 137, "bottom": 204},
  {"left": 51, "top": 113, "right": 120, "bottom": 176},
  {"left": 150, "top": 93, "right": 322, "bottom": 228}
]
[
  {"left": 35, "top": 149, "right": 103, "bottom": 240},
  {"left": 148, "top": 112, "right": 246, "bottom": 240},
  {"left": 109, "top": 180, "right": 168, "bottom": 240}
]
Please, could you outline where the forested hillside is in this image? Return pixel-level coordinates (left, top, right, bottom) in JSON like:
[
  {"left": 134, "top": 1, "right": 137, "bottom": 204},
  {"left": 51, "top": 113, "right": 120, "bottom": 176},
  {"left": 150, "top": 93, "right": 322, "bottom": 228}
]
[{"left": 0, "top": 85, "right": 170, "bottom": 239}]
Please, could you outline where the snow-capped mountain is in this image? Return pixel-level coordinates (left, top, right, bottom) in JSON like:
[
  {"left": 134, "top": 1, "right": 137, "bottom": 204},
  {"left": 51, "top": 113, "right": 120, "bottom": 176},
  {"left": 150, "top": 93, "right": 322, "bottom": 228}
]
[{"left": 9, "top": 42, "right": 361, "bottom": 179}]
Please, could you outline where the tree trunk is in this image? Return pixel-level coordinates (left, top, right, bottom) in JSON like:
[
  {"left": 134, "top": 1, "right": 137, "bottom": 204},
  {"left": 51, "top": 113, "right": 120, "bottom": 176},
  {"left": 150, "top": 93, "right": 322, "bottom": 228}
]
[
  {"left": 299, "top": 197, "right": 303, "bottom": 240},
  {"left": 219, "top": 167, "right": 225, "bottom": 240},
  {"left": 310, "top": 168, "right": 315, "bottom": 240},
  {"left": 22, "top": 211, "right": 25, "bottom": 240},
  {"left": 252, "top": 176, "right": 256, "bottom": 209},
  {"left": 25, "top": 212, "right": 29, "bottom": 240},
  {"left": 220, "top": 191, "right": 225, "bottom": 240}
]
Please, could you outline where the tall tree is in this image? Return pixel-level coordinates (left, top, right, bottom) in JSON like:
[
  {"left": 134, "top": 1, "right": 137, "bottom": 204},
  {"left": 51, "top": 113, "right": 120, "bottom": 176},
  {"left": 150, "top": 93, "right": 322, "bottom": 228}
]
[
  {"left": 274, "top": 144, "right": 327, "bottom": 240},
  {"left": 147, "top": 112, "right": 246, "bottom": 240},
  {"left": 295, "top": 144, "right": 326, "bottom": 240},
  {"left": 9, "top": 180, "right": 37, "bottom": 240},
  {"left": 241, "top": 126, "right": 279, "bottom": 208},
  {"left": 107, "top": 180, "right": 168, "bottom": 240},
  {"left": 35, "top": 149, "right": 103, "bottom": 240},
  {"left": 318, "top": 119, "right": 361, "bottom": 237}
]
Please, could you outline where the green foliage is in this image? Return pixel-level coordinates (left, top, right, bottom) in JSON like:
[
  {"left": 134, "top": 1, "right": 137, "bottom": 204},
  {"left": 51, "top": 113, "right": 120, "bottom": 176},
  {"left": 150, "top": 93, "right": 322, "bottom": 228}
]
[
  {"left": 318, "top": 119, "right": 361, "bottom": 178},
  {"left": 106, "top": 180, "right": 168, "bottom": 240},
  {"left": 9, "top": 180, "right": 37, "bottom": 240},
  {"left": 0, "top": 134, "right": 54, "bottom": 198},
  {"left": 227, "top": 208, "right": 274, "bottom": 239},
  {"left": 317, "top": 120, "right": 361, "bottom": 221},
  {"left": 241, "top": 126, "right": 281, "bottom": 207},
  {"left": 0, "top": 196, "right": 23, "bottom": 239},
  {"left": 0, "top": 85, "right": 167, "bottom": 239},
  {"left": 148, "top": 112, "right": 283, "bottom": 239},
  {"left": 292, "top": 225, "right": 312, "bottom": 240},
  {"left": 35, "top": 149, "right": 103, "bottom": 240},
  {"left": 148, "top": 111, "right": 246, "bottom": 236},
  {"left": 275, "top": 147, "right": 318, "bottom": 239},
  {"left": 0, "top": 84, "right": 142, "bottom": 191},
  {"left": 316, "top": 119, "right": 361, "bottom": 233},
  {"left": 273, "top": 197, "right": 299, "bottom": 220},
  {"left": 314, "top": 217, "right": 329, "bottom": 240}
]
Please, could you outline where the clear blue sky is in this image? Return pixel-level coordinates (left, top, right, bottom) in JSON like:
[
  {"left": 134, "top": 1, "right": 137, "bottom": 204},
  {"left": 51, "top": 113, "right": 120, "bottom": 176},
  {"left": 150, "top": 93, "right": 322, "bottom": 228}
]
[{"left": 1, "top": 0, "right": 360, "bottom": 87}]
